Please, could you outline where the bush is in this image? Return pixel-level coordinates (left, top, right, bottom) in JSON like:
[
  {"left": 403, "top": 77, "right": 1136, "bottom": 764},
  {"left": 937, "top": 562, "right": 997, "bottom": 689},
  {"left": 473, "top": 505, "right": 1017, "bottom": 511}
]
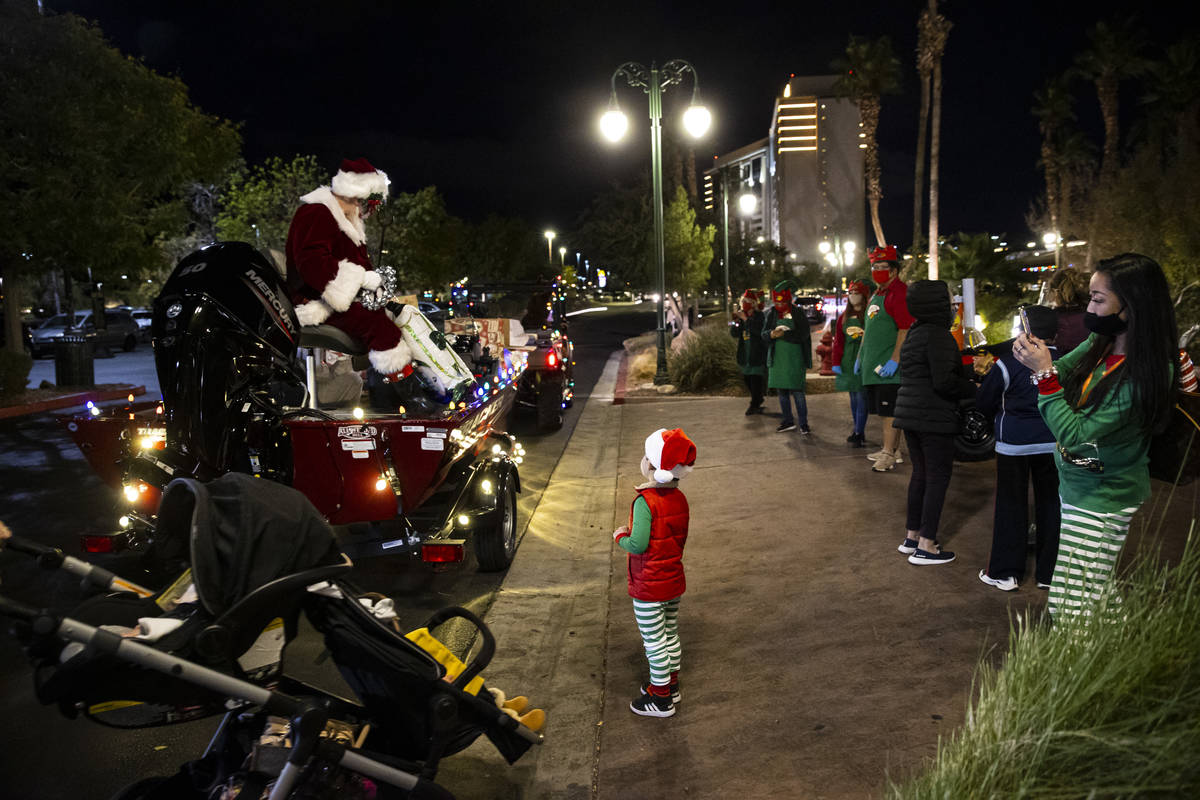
[
  {"left": 666, "top": 320, "right": 741, "bottom": 392},
  {"left": 0, "top": 349, "right": 33, "bottom": 400},
  {"left": 888, "top": 540, "right": 1200, "bottom": 799}
]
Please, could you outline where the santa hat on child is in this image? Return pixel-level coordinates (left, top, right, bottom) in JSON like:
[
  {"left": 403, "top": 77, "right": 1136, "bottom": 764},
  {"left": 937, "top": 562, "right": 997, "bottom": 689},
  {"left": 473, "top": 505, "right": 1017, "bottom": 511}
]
[
  {"left": 644, "top": 428, "right": 697, "bottom": 484},
  {"left": 740, "top": 289, "right": 764, "bottom": 312},
  {"left": 331, "top": 158, "right": 390, "bottom": 199}
]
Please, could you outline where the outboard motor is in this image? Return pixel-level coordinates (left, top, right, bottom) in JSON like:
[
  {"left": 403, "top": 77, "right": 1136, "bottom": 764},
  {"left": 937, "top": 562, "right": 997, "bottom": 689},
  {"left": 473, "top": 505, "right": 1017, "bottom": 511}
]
[{"left": 151, "top": 243, "right": 306, "bottom": 480}]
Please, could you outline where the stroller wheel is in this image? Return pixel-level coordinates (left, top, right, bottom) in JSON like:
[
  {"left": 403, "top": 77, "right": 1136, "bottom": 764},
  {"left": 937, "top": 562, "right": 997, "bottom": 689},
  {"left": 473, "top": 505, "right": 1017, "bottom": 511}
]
[{"left": 109, "top": 777, "right": 168, "bottom": 800}]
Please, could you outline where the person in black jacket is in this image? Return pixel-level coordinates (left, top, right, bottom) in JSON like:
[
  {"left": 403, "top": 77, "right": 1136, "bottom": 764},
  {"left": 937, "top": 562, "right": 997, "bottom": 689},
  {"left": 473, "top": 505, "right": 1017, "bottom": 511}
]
[
  {"left": 729, "top": 289, "right": 767, "bottom": 415},
  {"left": 975, "top": 305, "right": 1060, "bottom": 591},
  {"left": 892, "top": 280, "right": 977, "bottom": 565}
]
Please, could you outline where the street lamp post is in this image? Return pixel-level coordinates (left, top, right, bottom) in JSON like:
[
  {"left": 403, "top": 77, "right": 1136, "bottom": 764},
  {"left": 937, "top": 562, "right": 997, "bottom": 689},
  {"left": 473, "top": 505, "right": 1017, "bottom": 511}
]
[
  {"left": 601, "top": 60, "right": 710, "bottom": 385},
  {"left": 559, "top": 246, "right": 567, "bottom": 267},
  {"left": 544, "top": 230, "right": 556, "bottom": 267}
]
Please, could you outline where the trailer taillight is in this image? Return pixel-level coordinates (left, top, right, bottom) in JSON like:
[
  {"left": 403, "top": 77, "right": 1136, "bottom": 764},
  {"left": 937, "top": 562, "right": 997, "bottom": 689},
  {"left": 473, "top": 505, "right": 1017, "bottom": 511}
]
[
  {"left": 546, "top": 351, "right": 558, "bottom": 369},
  {"left": 421, "top": 542, "right": 465, "bottom": 563},
  {"left": 81, "top": 534, "right": 117, "bottom": 554}
]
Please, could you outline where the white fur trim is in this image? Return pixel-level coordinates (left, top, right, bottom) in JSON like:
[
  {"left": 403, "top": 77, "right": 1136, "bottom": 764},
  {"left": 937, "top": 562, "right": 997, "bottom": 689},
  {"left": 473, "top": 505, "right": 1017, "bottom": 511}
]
[
  {"left": 331, "top": 168, "right": 390, "bottom": 199},
  {"left": 295, "top": 299, "right": 332, "bottom": 327},
  {"left": 299, "top": 186, "right": 366, "bottom": 245},
  {"left": 644, "top": 428, "right": 668, "bottom": 472},
  {"left": 322, "top": 259, "right": 366, "bottom": 312},
  {"left": 653, "top": 468, "right": 675, "bottom": 483},
  {"left": 369, "top": 340, "right": 413, "bottom": 374}
]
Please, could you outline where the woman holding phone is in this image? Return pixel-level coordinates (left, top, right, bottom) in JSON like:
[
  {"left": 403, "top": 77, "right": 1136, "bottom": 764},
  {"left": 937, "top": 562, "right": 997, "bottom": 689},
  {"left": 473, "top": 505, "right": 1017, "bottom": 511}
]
[{"left": 1012, "top": 253, "right": 1177, "bottom": 619}]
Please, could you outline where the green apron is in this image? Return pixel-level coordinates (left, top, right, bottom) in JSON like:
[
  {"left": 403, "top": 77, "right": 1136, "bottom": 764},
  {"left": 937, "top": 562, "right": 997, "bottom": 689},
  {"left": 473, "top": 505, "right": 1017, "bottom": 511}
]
[
  {"left": 834, "top": 314, "right": 864, "bottom": 392},
  {"left": 738, "top": 324, "right": 766, "bottom": 377},
  {"left": 767, "top": 315, "right": 807, "bottom": 390},
  {"left": 861, "top": 289, "right": 901, "bottom": 386}
]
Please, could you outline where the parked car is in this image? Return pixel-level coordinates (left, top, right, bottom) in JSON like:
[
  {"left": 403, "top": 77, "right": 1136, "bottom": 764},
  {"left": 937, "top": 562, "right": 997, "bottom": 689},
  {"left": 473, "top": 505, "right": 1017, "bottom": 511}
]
[
  {"left": 29, "top": 309, "right": 140, "bottom": 358},
  {"left": 130, "top": 308, "right": 153, "bottom": 340},
  {"left": 793, "top": 295, "right": 827, "bottom": 326}
]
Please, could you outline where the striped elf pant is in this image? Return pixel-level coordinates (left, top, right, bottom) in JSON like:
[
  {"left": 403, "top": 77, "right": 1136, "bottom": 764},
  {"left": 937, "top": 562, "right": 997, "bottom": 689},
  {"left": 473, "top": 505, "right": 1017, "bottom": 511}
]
[
  {"left": 1049, "top": 501, "right": 1139, "bottom": 619},
  {"left": 633, "top": 598, "right": 681, "bottom": 686}
]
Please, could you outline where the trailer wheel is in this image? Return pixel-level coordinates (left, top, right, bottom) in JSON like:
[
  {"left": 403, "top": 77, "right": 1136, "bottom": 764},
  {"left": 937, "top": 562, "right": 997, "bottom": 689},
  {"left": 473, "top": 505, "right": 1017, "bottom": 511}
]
[
  {"left": 537, "top": 376, "right": 564, "bottom": 431},
  {"left": 475, "top": 477, "right": 518, "bottom": 571},
  {"left": 955, "top": 405, "right": 995, "bottom": 462}
]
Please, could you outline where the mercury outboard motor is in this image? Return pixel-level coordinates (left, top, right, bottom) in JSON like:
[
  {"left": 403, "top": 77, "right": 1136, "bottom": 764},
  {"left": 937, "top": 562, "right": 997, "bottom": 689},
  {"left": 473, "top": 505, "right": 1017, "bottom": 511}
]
[{"left": 151, "top": 242, "right": 306, "bottom": 480}]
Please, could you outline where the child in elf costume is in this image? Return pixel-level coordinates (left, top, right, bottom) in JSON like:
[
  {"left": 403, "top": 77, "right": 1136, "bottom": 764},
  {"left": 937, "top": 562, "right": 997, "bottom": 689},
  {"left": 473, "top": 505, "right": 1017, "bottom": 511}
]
[
  {"left": 762, "top": 280, "right": 814, "bottom": 434},
  {"left": 613, "top": 428, "right": 697, "bottom": 718}
]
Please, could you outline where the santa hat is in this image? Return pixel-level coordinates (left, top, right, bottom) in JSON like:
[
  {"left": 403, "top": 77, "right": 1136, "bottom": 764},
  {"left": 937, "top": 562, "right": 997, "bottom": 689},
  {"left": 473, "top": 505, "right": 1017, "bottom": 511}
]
[
  {"left": 868, "top": 245, "right": 899, "bottom": 265},
  {"left": 644, "top": 428, "right": 697, "bottom": 484},
  {"left": 846, "top": 280, "right": 871, "bottom": 295},
  {"left": 740, "top": 289, "right": 764, "bottom": 310},
  {"left": 331, "top": 158, "right": 390, "bottom": 199}
]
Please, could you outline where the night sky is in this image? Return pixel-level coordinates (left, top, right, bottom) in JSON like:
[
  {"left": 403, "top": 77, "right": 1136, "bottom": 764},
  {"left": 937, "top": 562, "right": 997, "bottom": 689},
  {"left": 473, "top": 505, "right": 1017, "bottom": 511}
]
[{"left": 50, "top": 0, "right": 1186, "bottom": 249}]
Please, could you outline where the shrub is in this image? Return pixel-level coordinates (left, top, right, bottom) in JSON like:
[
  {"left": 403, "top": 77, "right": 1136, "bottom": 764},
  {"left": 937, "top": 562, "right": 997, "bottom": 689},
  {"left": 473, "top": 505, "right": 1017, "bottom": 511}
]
[
  {"left": 888, "top": 540, "right": 1200, "bottom": 799},
  {"left": 0, "top": 349, "right": 33, "bottom": 400},
  {"left": 666, "top": 320, "right": 740, "bottom": 392}
]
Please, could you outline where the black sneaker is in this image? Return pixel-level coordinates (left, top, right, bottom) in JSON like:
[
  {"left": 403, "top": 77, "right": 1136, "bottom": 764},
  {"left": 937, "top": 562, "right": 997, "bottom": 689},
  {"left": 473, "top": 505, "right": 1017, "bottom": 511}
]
[
  {"left": 846, "top": 433, "right": 859, "bottom": 444},
  {"left": 630, "top": 691, "right": 675, "bottom": 717},
  {"left": 745, "top": 405, "right": 756, "bottom": 416},
  {"left": 908, "top": 548, "right": 956, "bottom": 565},
  {"left": 640, "top": 682, "right": 681, "bottom": 704},
  {"left": 776, "top": 422, "right": 796, "bottom": 433},
  {"left": 799, "top": 425, "right": 811, "bottom": 435}
]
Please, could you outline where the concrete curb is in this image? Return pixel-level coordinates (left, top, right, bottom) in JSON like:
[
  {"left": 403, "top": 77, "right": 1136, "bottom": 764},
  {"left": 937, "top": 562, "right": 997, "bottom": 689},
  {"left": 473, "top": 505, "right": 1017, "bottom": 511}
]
[{"left": 0, "top": 385, "right": 147, "bottom": 420}]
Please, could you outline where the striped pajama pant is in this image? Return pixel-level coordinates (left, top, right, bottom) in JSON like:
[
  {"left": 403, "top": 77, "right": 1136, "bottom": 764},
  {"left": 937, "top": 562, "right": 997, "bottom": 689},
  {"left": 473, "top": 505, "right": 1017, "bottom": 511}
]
[
  {"left": 1049, "top": 501, "right": 1139, "bottom": 619},
  {"left": 633, "top": 598, "right": 681, "bottom": 686}
]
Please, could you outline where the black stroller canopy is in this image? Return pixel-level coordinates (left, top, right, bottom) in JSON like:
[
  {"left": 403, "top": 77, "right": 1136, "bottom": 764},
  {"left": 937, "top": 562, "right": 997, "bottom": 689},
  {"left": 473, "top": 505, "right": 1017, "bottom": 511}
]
[{"left": 157, "top": 473, "right": 343, "bottom": 617}]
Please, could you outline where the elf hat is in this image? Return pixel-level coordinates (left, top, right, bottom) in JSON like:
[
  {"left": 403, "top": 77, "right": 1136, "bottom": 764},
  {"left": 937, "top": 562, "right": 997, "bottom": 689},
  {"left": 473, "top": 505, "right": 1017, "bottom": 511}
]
[
  {"left": 847, "top": 280, "right": 871, "bottom": 295},
  {"left": 331, "top": 158, "right": 390, "bottom": 200},
  {"left": 868, "top": 245, "right": 899, "bottom": 265},
  {"left": 740, "top": 289, "right": 764, "bottom": 310},
  {"left": 772, "top": 279, "right": 797, "bottom": 305},
  {"left": 644, "top": 428, "right": 697, "bottom": 484}
]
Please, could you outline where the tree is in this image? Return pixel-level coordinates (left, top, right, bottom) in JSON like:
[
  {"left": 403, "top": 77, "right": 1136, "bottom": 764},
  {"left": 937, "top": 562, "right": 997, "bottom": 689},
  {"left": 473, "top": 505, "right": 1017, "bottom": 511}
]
[
  {"left": 0, "top": 4, "right": 241, "bottom": 352},
  {"left": 215, "top": 155, "right": 324, "bottom": 255},
  {"left": 457, "top": 215, "right": 546, "bottom": 283},
  {"left": 1032, "top": 75, "right": 1076, "bottom": 255},
  {"left": 573, "top": 180, "right": 653, "bottom": 290},
  {"left": 369, "top": 186, "right": 462, "bottom": 289},
  {"left": 833, "top": 36, "right": 903, "bottom": 249},
  {"left": 921, "top": 2, "right": 952, "bottom": 279},
  {"left": 1136, "top": 36, "right": 1200, "bottom": 161},
  {"left": 1074, "top": 18, "right": 1147, "bottom": 184},
  {"left": 662, "top": 186, "right": 715, "bottom": 297},
  {"left": 936, "top": 232, "right": 1031, "bottom": 344}
]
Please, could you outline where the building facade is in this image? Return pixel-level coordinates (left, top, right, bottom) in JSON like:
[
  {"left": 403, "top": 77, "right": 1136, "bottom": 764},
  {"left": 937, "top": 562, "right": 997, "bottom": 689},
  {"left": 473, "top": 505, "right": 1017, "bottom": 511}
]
[{"left": 703, "top": 75, "right": 864, "bottom": 279}]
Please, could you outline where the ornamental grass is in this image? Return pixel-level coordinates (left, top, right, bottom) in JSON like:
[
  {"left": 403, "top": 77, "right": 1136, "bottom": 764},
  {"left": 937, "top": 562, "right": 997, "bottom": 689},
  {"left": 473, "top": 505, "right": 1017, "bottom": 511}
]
[
  {"left": 889, "top": 532, "right": 1200, "bottom": 799},
  {"left": 666, "top": 320, "right": 741, "bottom": 393}
]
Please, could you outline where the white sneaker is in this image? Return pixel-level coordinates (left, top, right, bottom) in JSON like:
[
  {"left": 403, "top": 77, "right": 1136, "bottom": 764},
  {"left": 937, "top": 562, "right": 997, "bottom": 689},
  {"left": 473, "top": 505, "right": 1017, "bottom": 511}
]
[
  {"left": 978, "top": 570, "right": 1018, "bottom": 591},
  {"left": 871, "top": 451, "right": 898, "bottom": 472},
  {"left": 867, "top": 449, "right": 903, "bottom": 464}
]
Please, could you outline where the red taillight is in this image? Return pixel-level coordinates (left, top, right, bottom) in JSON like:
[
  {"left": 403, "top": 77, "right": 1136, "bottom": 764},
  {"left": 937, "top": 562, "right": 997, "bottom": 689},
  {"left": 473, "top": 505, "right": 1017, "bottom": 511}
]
[
  {"left": 546, "top": 351, "right": 558, "bottom": 369},
  {"left": 421, "top": 542, "right": 465, "bottom": 563},
  {"left": 81, "top": 535, "right": 117, "bottom": 554}
]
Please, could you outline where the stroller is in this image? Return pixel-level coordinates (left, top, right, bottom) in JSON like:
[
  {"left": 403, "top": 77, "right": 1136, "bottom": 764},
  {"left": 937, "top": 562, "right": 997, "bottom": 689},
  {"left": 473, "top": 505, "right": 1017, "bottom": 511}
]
[{"left": 0, "top": 473, "right": 543, "bottom": 799}]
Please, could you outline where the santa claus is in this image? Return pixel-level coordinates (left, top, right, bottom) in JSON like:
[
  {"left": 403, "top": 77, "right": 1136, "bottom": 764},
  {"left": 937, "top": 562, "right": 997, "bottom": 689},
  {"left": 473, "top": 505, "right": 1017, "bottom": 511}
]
[{"left": 285, "top": 158, "right": 412, "bottom": 379}]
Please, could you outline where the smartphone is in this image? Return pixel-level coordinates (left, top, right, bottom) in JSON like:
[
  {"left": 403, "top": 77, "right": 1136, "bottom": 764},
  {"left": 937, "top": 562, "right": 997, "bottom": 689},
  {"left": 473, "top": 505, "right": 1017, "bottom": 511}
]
[{"left": 1019, "top": 306, "right": 1031, "bottom": 337}]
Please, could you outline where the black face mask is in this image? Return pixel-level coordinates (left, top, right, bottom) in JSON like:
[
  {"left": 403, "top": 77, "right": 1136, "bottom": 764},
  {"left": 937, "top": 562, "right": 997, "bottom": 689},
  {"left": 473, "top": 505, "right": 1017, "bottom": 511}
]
[{"left": 1084, "top": 308, "right": 1128, "bottom": 336}]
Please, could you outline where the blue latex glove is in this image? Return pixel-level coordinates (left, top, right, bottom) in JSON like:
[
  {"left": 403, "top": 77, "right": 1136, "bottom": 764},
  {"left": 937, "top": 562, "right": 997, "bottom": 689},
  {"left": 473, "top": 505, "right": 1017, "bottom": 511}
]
[
  {"left": 831, "top": 365, "right": 842, "bottom": 375},
  {"left": 878, "top": 359, "right": 899, "bottom": 378},
  {"left": 852, "top": 359, "right": 861, "bottom": 375}
]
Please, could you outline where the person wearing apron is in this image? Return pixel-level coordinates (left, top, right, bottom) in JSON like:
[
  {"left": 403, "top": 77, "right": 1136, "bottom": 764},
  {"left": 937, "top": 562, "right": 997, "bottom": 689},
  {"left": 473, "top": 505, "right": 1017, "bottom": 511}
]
[
  {"left": 858, "top": 246, "right": 914, "bottom": 471},
  {"left": 762, "top": 280, "right": 813, "bottom": 434}
]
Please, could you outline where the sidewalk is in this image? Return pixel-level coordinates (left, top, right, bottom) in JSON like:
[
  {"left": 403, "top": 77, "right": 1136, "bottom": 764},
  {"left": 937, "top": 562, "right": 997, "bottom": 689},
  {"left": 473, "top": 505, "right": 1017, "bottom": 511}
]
[{"left": 436, "top": 356, "right": 1042, "bottom": 799}]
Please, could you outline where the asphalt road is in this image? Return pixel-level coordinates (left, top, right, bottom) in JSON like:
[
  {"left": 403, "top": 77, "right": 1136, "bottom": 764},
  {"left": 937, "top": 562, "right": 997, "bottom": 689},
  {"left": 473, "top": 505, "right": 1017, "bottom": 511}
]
[{"left": 0, "top": 302, "right": 653, "bottom": 800}]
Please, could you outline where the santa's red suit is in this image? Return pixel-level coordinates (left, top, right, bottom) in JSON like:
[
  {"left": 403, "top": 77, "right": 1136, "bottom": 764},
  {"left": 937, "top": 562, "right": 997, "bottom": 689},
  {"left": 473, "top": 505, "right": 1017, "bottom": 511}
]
[{"left": 284, "top": 160, "right": 411, "bottom": 376}]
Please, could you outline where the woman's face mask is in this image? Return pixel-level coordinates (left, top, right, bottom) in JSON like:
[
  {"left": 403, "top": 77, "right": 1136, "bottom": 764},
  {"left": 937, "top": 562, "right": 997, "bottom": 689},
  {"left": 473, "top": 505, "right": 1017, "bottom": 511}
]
[{"left": 848, "top": 292, "right": 863, "bottom": 307}]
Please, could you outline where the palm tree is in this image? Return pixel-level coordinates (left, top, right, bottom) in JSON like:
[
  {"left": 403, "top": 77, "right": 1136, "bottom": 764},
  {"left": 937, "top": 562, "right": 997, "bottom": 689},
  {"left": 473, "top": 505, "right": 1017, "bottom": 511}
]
[
  {"left": 1074, "top": 18, "right": 1147, "bottom": 182},
  {"left": 912, "top": 6, "right": 934, "bottom": 258},
  {"left": 833, "top": 36, "right": 902, "bottom": 249},
  {"left": 1138, "top": 36, "right": 1200, "bottom": 160},
  {"left": 923, "top": 1, "right": 952, "bottom": 279},
  {"left": 1032, "top": 75, "right": 1076, "bottom": 260}
]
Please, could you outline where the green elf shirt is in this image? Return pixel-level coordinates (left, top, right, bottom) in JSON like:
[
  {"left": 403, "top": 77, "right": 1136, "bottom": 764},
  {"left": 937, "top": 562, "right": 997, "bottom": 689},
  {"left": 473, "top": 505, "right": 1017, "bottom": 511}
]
[{"left": 1038, "top": 335, "right": 1153, "bottom": 513}]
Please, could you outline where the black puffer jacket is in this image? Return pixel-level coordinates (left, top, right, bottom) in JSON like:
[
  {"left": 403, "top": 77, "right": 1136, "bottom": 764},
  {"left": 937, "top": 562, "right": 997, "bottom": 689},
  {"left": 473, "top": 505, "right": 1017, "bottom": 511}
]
[{"left": 893, "top": 280, "right": 976, "bottom": 434}]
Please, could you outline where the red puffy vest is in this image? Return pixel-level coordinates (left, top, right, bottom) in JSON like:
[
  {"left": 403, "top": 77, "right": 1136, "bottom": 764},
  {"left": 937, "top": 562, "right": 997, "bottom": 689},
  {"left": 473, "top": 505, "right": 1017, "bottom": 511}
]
[{"left": 625, "top": 487, "right": 689, "bottom": 601}]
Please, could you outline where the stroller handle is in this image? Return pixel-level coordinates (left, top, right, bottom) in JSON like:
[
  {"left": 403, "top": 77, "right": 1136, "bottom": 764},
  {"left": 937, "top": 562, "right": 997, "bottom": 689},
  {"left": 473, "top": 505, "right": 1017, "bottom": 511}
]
[
  {"left": 1, "top": 535, "right": 154, "bottom": 598},
  {"left": 422, "top": 606, "right": 495, "bottom": 691}
]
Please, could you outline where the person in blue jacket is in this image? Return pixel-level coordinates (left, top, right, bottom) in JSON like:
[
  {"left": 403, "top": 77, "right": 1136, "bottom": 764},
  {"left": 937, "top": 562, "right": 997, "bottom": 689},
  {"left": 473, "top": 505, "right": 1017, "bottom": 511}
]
[{"left": 975, "top": 305, "right": 1060, "bottom": 591}]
